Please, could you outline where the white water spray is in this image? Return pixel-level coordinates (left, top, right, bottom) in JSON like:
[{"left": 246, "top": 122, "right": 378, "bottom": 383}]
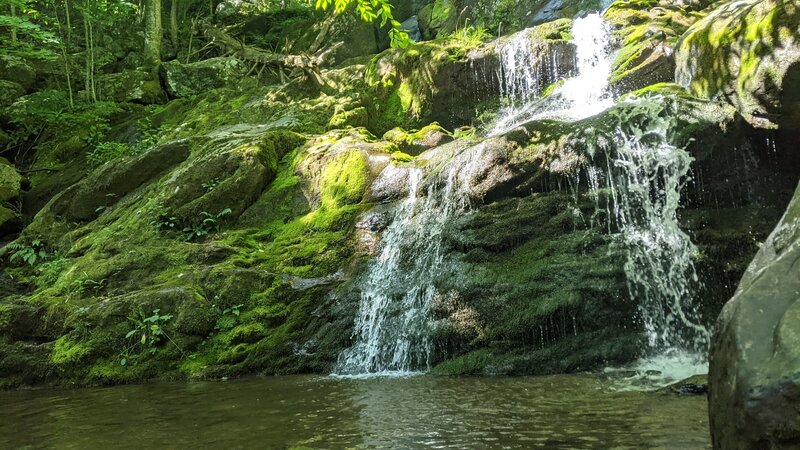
[
  {"left": 335, "top": 152, "right": 478, "bottom": 376},
  {"left": 586, "top": 97, "right": 710, "bottom": 384},
  {"left": 491, "top": 13, "right": 614, "bottom": 135}
]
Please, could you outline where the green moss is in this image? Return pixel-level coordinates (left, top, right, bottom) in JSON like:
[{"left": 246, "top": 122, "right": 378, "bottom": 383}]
[
  {"left": 51, "top": 335, "right": 92, "bottom": 365},
  {"left": 320, "top": 150, "right": 369, "bottom": 208},
  {"left": 432, "top": 349, "right": 491, "bottom": 375},
  {"left": 327, "top": 107, "right": 368, "bottom": 130},
  {"left": 228, "top": 323, "right": 267, "bottom": 344},
  {"left": 0, "top": 305, "right": 11, "bottom": 332},
  {"left": 675, "top": 0, "right": 799, "bottom": 125}
]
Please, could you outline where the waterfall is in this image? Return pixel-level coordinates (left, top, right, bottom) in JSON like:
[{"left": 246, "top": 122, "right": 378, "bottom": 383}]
[
  {"left": 495, "top": 29, "right": 564, "bottom": 112},
  {"left": 335, "top": 152, "right": 476, "bottom": 376},
  {"left": 565, "top": 97, "right": 710, "bottom": 386},
  {"left": 491, "top": 12, "right": 614, "bottom": 135},
  {"left": 557, "top": 13, "right": 614, "bottom": 118},
  {"left": 587, "top": 98, "right": 710, "bottom": 357}
]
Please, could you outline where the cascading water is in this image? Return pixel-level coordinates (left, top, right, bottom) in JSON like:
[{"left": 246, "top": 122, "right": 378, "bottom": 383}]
[
  {"left": 490, "top": 12, "right": 709, "bottom": 382},
  {"left": 334, "top": 152, "right": 477, "bottom": 376},
  {"left": 491, "top": 13, "right": 614, "bottom": 135},
  {"left": 586, "top": 99, "right": 711, "bottom": 359},
  {"left": 337, "top": 10, "right": 708, "bottom": 381}
]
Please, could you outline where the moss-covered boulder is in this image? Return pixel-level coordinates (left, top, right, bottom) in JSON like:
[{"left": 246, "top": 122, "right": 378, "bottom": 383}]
[
  {"left": 161, "top": 129, "right": 306, "bottom": 224},
  {"left": 327, "top": 107, "right": 368, "bottom": 130},
  {"left": 0, "top": 55, "right": 36, "bottom": 91},
  {"left": 675, "top": 0, "right": 800, "bottom": 129},
  {"left": 382, "top": 122, "right": 453, "bottom": 155},
  {"left": 709, "top": 182, "right": 800, "bottom": 449},
  {"left": 604, "top": 0, "right": 705, "bottom": 94},
  {"left": 0, "top": 158, "right": 21, "bottom": 204},
  {"left": 96, "top": 70, "right": 167, "bottom": 104},
  {"left": 160, "top": 57, "right": 247, "bottom": 99},
  {"left": 31, "top": 139, "right": 191, "bottom": 226},
  {"left": 0, "top": 158, "right": 21, "bottom": 237},
  {"left": 0, "top": 80, "right": 23, "bottom": 108}
]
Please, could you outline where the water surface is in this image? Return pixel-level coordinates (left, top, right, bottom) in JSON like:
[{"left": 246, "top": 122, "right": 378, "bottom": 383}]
[{"left": 0, "top": 374, "right": 709, "bottom": 449}]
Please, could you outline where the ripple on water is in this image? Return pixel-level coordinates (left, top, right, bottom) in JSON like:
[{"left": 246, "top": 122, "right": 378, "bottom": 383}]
[{"left": 0, "top": 374, "right": 710, "bottom": 449}]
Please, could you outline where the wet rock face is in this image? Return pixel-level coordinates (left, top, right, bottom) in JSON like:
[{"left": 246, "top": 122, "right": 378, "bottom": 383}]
[{"left": 709, "top": 182, "right": 800, "bottom": 450}]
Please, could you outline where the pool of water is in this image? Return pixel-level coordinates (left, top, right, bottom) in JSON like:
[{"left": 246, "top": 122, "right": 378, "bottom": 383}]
[{"left": 0, "top": 374, "right": 710, "bottom": 449}]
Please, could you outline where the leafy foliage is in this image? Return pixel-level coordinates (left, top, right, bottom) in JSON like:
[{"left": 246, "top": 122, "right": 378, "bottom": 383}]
[
  {"left": 121, "top": 309, "right": 180, "bottom": 366},
  {"left": 314, "top": 0, "right": 411, "bottom": 48},
  {"left": 215, "top": 302, "right": 244, "bottom": 331},
  {"left": 86, "top": 142, "right": 136, "bottom": 166},
  {"left": 182, "top": 208, "right": 232, "bottom": 241},
  {"left": 7, "top": 90, "right": 122, "bottom": 149},
  {"left": 5, "top": 239, "right": 49, "bottom": 266}
]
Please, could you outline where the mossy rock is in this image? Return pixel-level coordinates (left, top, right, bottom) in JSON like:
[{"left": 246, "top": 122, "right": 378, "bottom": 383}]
[
  {"left": 32, "top": 139, "right": 191, "bottom": 225},
  {"left": 0, "top": 80, "right": 23, "bottom": 107},
  {"left": 675, "top": 0, "right": 800, "bottom": 129},
  {"left": 160, "top": 57, "right": 247, "bottom": 99},
  {"left": 604, "top": 0, "right": 705, "bottom": 94},
  {"left": 0, "top": 158, "right": 21, "bottom": 202},
  {"left": 327, "top": 107, "right": 369, "bottom": 130},
  {"left": 96, "top": 70, "right": 167, "bottom": 104},
  {"left": 382, "top": 122, "right": 454, "bottom": 155},
  {"left": 0, "top": 205, "right": 20, "bottom": 236},
  {"left": 0, "top": 55, "right": 36, "bottom": 91}
]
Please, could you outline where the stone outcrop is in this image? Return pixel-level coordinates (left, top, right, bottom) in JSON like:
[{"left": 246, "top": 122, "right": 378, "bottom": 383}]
[
  {"left": 160, "top": 57, "right": 247, "bottom": 99},
  {"left": 709, "top": 182, "right": 800, "bottom": 450},
  {"left": 675, "top": 0, "right": 800, "bottom": 130}
]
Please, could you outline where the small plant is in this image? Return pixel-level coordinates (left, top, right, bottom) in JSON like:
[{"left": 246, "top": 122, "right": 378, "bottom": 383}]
[
  {"left": 121, "top": 309, "right": 181, "bottom": 366},
  {"left": 446, "top": 23, "right": 492, "bottom": 61},
  {"left": 182, "top": 208, "right": 232, "bottom": 241},
  {"left": 87, "top": 142, "right": 136, "bottom": 166},
  {"left": 449, "top": 24, "right": 492, "bottom": 46},
  {"left": 6, "top": 240, "right": 49, "bottom": 266},
  {"left": 151, "top": 204, "right": 179, "bottom": 233},
  {"left": 215, "top": 301, "right": 244, "bottom": 331},
  {"left": 202, "top": 178, "right": 221, "bottom": 192},
  {"left": 36, "top": 255, "right": 71, "bottom": 287}
]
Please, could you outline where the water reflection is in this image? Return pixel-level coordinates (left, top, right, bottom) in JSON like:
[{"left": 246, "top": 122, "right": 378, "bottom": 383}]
[{"left": 0, "top": 375, "right": 709, "bottom": 449}]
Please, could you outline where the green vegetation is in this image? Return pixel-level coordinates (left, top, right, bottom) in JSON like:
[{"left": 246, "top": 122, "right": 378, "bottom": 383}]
[
  {"left": 5, "top": 239, "right": 48, "bottom": 266},
  {"left": 0, "top": 0, "right": 795, "bottom": 393}
]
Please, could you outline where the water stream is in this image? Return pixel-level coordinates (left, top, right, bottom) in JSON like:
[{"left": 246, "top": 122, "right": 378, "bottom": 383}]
[
  {"left": 338, "top": 11, "right": 708, "bottom": 381},
  {"left": 335, "top": 152, "right": 478, "bottom": 376},
  {"left": 491, "top": 13, "right": 614, "bottom": 135}
]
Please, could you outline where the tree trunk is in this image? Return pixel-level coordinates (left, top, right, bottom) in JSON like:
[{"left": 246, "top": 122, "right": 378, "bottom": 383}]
[
  {"left": 56, "top": 1, "right": 74, "bottom": 108},
  {"left": 10, "top": 5, "right": 17, "bottom": 43},
  {"left": 144, "top": 0, "right": 162, "bottom": 68},
  {"left": 170, "top": 0, "right": 178, "bottom": 55}
]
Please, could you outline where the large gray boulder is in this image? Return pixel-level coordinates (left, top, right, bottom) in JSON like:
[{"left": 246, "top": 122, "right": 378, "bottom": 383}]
[
  {"left": 96, "top": 70, "right": 167, "bottom": 104},
  {"left": 709, "top": 181, "right": 800, "bottom": 449},
  {"left": 160, "top": 57, "right": 246, "bottom": 98}
]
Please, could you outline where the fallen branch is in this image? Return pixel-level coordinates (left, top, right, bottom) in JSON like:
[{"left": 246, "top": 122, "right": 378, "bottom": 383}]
[{"left": 202, "top": 23, "right": 343, "bottom": 82}]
